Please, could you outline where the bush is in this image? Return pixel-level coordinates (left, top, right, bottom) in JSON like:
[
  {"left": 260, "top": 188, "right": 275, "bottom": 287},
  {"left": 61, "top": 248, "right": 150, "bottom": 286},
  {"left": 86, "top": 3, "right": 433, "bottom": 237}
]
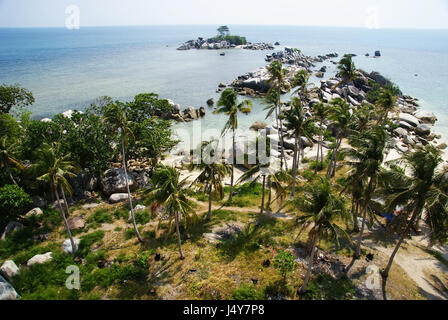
[
  {"left": 87, "top": 209, "right": 113, "bottom": 225},
  {"left": 232, "top": 283, "right": 265, "bottom": 300},
  {"left": 134, "top": 210, "right": 151, "bottom": 225},
  {"left": 304, "top": 274, "right": 355, "bottom": 300},
  {"left": 0, "top": 184, "right": 33, "bottom": 228},
  {"left": 11, "top": 252, "right": 80, "bottom": 300},
  {"left": 76, "top": 230, "right": 105, "bottom": 257},
  {"left": 273, "top": 251, "right": 296, "bottom": 280}
]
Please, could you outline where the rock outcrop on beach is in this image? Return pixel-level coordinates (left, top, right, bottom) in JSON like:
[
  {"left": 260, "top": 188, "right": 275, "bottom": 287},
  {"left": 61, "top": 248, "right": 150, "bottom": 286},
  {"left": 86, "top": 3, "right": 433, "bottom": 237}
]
[{"left": 177, "top": 37, "right": 274, "bottom": 51}]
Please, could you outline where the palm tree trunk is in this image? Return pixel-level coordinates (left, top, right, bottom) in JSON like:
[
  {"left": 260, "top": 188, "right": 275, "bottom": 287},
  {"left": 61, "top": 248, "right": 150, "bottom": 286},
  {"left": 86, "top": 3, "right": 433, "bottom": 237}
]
[
  {"left": 267, "top": 176, "right": 272, "bottom": 209},
  {"left": 345, "top": 203, "right": 368, "bottom": 274},
  {"left": 207, "top": 188, "right": 212, "bottom": 221},
  {"left": 275, "top": 107, "right": 288, "bottom": 172},
  {"left": 175, "top": 211, "right": 185, "bottom": 260},
  {"left": 229, "top": 130, "right": 235, "bottom": 202},
  {"left": 4, "top": 161, "right": 17, "bottom": 185},
  {"left": 353, "top": 200, "right": 360, "bottom": 232},
  {"left": 315, "top": 129, "right": 321, "bottom": 175},
  {"left": 381, "top": 208, "right": 420, "bottom": 300},
  {"left": 59, "top": 185, "right": 71, "bottom": 218},
  {"left": 121, "top": 132, "right": 143, "bottom": 243},
  {"left": 291, "top": 134, "right": 299, "bottom": 198},
  {"left": 54, "top": 185, "right": 76, "bottom": 256},
  {"left": 260, "top": 175, "right": 266, "bottom": 218},
  {"left": 299, "top": 235, "right": 318, "bottom": 294}
]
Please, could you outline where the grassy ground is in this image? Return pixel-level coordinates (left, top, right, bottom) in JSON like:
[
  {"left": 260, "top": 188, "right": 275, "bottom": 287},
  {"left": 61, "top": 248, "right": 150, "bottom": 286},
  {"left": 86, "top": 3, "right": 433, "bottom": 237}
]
[{"left": 0, "top": 164, "right": 429, "bottom": 300}]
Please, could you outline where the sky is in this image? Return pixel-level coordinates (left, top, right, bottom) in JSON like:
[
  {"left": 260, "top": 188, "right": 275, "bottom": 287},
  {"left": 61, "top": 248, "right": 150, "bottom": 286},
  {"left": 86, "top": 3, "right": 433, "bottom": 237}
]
[{"left": 1, "top": 0, "right": 448, "bottom": 29}]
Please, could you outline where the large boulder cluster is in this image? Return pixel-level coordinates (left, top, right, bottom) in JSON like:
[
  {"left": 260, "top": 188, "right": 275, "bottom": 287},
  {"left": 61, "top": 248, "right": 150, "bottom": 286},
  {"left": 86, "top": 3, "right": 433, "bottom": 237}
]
[{"left": 177, "top": 37, "right": 274, "bottom": 51}]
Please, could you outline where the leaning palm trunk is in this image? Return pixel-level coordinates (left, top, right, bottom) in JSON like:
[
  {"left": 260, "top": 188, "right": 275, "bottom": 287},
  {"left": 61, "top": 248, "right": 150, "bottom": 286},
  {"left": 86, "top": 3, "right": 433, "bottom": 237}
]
[
  {"left": 327, "top": 138, "right": 342, "bottom": 178},
  {"left": 54, "top": 185, "right": 76, "bottom": 256},
  {"left": 260, "top": 175, "right": 266, "bottom": 218},
  {"left": 229, "top": 130, "right": 235, "bottom": 202},
  {"left": 175, "top": 211, "right": 185, "bottom": 260},
  {"left": 291, "top": 134, "right": 299, "bottom": 198},
  {"left": 121, "top": 133, "right": 143, "bottom": 243},
  {"left": 275, "top": 107, "right": 288, "bottom": 172},
  {"left": 345, "top": 205, "right": 368, "bottom": 273},
  {"left": 299, "top": 235, "right": 318, "bottom": 294},
  {"left": 207, "top": 188, "right": 213, "bottom": 221},
  {"left": 4, "top": 161, "right": 17, "bottom": 185},
  {"left": 381, "top": 207, "right": 420, "bottom": 300}
]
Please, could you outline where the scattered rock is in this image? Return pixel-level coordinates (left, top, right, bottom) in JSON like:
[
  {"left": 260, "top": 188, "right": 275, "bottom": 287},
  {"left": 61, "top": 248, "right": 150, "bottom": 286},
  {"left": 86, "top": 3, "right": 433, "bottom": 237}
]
[
  {"left": 62, "top": 239, "right": 80, "bottom": 254},
  {"left": 437, "top": 143, "right": 447, "bottom": 150},
  {"left": 25, "top": 207, "right": 43, "bottom": 218},
  {"left": 100, "top": 168, "right": 137, "bottom": 196},
  {"left": 399, "top": 113, "right": 420, "bottom": 127},
  {"left": 0, "top": 275, "right": 20, "bottom": 300},
  {"left": 82, "top": 203, "right": 100, "bottom": 209},
  {"left": 27, "top": 252, "right": 53, "bottom": 267},
  {"left": 413, "top": 110, "right": 437, "bottom": 124},
  {"left": 218, "top": 83, "right": 227, "bottom": 88},
  {"left": 206, "top": 98, "right": 214, "bottom": 106},
  {"left": 374, "top": 50, "right": 381, "bottom": 57},
  {"left": 415, "top": 124, "right": 431, "bottom": 136},
  {"left": 0, "top": 260, "right": 19, "bottom": 280},
  {"left": 67, "top": 216, "right": 86, "bottom": 230},
  {"left": 1, "top": 222, "right": 24, "bottom": 240},
  {"left": 109, "top": 193, "right": 129, "bottom": 204}
]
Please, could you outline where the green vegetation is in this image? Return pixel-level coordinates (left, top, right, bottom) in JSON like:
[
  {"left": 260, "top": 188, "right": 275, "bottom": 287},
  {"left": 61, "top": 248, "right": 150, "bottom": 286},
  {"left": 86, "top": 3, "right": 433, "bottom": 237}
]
[{"left": 0, "top": 184, "right": 32, "bottom": 228}]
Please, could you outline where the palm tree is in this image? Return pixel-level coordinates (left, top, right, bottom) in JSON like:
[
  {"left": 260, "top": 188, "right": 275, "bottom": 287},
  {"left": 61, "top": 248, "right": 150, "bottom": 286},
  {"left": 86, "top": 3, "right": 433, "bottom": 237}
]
[
  {"left": 343, "top": 127, "right": 388, "bottom": 273},
  {"left": 214, "top": 88, "right": 252, "bottom": 203},
  {"left": 146, "top": 166, "right": 196, "bottom": 260},
  {"left": 31, "top": 142, "right": 79, "bottom": 256},
  {"left": 353, "top": 102, "right": 376, "bottom": 133},
  {"left": 104, "top": 102, "right": 143, "bottom": 243},
  {"left": 290, "top": 177, "right": 350, "bottom": 294},
  {"left": 312, "top": 102, "right": 328, "bottom": 174},
  {"left": 283, "top": 98, "right": 315, "bottom": 197},
  {"left": 326, "top": 98, "right": 354, "bottom": 178},
  {"left": 336, "top": 54, "right": 358, "bottom": 88},
  {"left": 0, "top": 136, "right": 24, "bottom": 185},
  {"left": 189, "top": 141, "right": 232, "bottom": 221},
  {"left": 379, "top": 145, "right": 448, "bottom": 300},
  {"left": 266, "top": 61, "right": 291, "bottom": 172},
  {"left": 375, "top": 88, "right": 398, "bottom": 126},
  {"left": 291, "top": 69, "right": 313, "bottom": 104},
  {"left": 237, "top": 163, "right": 287, "bottom": 221}
]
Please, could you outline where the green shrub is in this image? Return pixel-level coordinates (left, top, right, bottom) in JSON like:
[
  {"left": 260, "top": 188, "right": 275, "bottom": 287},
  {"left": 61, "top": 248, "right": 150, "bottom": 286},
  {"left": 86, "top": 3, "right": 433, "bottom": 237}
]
[
  {"left": 134, "top": 210, "right": 151, "bottom": 225},
  {"left": 232, "top": 283, "right": 265, "bottom": 300},
  {"left": 0, "top": 184, "right": 33, "bottom": 228},
  {"left": 273, "top": 251, "right": 296, "bottom": 280},
  {"left": 76, "top": 230, "right": 105, "bottom": 257},
  {"left": 11, "top": 252, "right": 80, "bottom": 300},
  {"left": 304, "top": 274, "right": 355, "bottom": 300},
  {"left": 87, "top": 209, "right": 113, "bottom": 224},
  {"left": 82, "top": 263, "right": 147, "bottom": 291}
]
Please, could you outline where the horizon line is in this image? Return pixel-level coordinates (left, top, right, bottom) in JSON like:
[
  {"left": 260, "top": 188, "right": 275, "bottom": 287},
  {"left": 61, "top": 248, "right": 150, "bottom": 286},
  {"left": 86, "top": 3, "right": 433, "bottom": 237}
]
[{"left": 1, "top": 23, "right": 448, "bottom": 31}]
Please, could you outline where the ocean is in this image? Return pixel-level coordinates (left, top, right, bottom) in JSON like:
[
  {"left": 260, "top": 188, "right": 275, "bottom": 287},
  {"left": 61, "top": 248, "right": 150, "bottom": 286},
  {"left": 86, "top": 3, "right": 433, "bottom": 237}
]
[{"left": 1, "top": 25, "right": 447, "bottom": 141}]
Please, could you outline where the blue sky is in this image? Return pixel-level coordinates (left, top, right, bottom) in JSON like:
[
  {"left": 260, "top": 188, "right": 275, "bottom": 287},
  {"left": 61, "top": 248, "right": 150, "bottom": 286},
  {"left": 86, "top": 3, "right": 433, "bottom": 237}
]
[{"left": 1, "top": 0, "right": 448, "bottom": 29}]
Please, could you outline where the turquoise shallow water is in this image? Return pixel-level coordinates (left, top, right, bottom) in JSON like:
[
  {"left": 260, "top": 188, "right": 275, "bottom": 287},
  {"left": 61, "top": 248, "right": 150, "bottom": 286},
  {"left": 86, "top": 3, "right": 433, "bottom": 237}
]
[{"left": 1, "top": 25, "right": 447, "bottom": 140}]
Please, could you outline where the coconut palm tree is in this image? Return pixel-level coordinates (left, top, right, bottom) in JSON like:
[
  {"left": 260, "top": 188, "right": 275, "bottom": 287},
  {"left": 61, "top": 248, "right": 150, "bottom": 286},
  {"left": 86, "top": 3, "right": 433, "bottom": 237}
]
[
  {"left": 353, "top": 102, "right": 376, "bottom": 133},
  {"left": 326, "top": 98, "right": 354, "bottom": 178},
  {"left": 336, "top": 54, "right": 358, "bottom": 88},
  {"left": 291, "top": 69, "right": 313, "bottom": 104},
  {"left": 379, "top": 145, "right": 448, "bottom": 300},
  {"left": 214, "top": 88, "right": 252, "bottom": 203},
  {"left": 290, "top": 177, "right": 350, "bottom": 294},
  {"left": 283, "top": 98, "right": 315, "bottom": 197},
  {"left": 312, "top": 101, "right": 329, "bottom": 174},
  {"left": 31, "top": 142, "right": 79, "bottom": 255},
  {"left": 146, "top": 166, "right": 196, "bottom": 260},
  {"left": 266, "top": 61, "right": 291, "bottom": 172},
  {"left": 342, "top": 127, "right": 388, "bottom": 273},
  {"left": 103, "top": 101, "right": 143, "bottom": 243},
  {"left": 0, "top": 136, "right": 24, "bottom": 185},
  {"left": 375, "top": 88, "right": 398, "bottom": 126},
  {"left": 189, "top": 141, "right": 232, "bottom": 221},
  {"left": 237, "top": 163, "right": 287, "bottom": 221}
]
